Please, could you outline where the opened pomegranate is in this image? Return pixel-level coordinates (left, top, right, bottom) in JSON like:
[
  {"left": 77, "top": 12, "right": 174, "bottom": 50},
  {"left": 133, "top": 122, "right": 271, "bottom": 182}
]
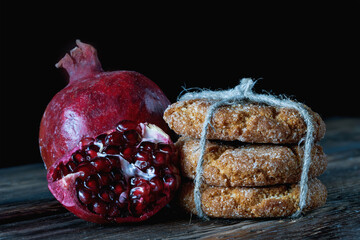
[
  {"left": 39, "top": 40, "right": 171, "bottom": 169},
  {"left": 47, "top": 120, "right": 180, "bottom": 223}
]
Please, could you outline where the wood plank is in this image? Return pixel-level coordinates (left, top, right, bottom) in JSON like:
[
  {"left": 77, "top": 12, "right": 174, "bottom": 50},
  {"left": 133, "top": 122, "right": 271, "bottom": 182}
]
[{"left": 0, "top": 118, "right": 359, "bottom": 239}]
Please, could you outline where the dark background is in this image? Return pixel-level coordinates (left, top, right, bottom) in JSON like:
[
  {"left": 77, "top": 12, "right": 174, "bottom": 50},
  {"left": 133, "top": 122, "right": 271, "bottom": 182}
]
[{"left": 1, "top": 3, "right": 358, "bottom": 168}]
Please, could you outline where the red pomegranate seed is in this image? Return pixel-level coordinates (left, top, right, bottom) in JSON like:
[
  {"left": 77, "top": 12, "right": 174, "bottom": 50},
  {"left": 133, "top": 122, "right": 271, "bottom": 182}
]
[
  {"left": 87, "top": 149, "right": 98, "bottom": 159},
  {"left": 111, "top": 171, "right": 123, "bottom": 182},
  {"left": 91, "top": 157, "right": 111, "bottom": 172},
  {"left": 76, "top": 163, "right": 96, "bottom": 179},
  {"left": 92, "top": 201, "right": 108, "bottom": 215},
  {"left": 103, "top": 146, "right": 120, "bottom": 154},
  {"left": 78, "top": 188, "right": 93, "bottom": 204},
  {"left": 149, "top": 177, "right": 164, "bottom": 194},
  {"left": 52, "top": 165, "right": 62, "bottom": 181},
  {"left": 163, "top": 164, "right": 180, "bottom": 175},
  {"left": 66, "top": 161, "right": 77, "bottom": 172},
  {"left": 158, "top": 143, "right": 172, "bottom": 154},
  {"left": 80, "top": 137, "right": 95, "bottom": 148},
  {"left": 163, "top": 174, "right": 177, "bottom": 191},
  {"left": 131, "top": 182, "right": 150, "bottom": 200},
  {"left": 84, "top": 176, "right": 99, "bottom": 192},
  {"left": 113, "top": 184, "right": 124, "bottom": 195},
  {"left": 132, "top": 197, "right": 147, "bottom": 216},
  {"left": 153, "top": 151, "right": 168, "bottom": 166},
  {"left": 99, "top": 189, "right": 115, "bottom": 202},
  {"left": 105, "top": 132, "right": 122, "bottom": 146},
  {"left": 139, "top": 141, "right": 156, "bottom": 152},
  {"left": 106, "top": 156, "right": 119, "bottom": 168},
  {"left": 87, "top": 144, "right": 100, "bottom": 152},
  {"left": 97, "top": 173, "right": 112, "bottom": 186},
  {"left": 135, "top": 151, "right": 150, "bottom": 162},
  {"left": 72, "top": 151, "right": 85, "bottom": 163},
  {"left": 59, "top": 162, "right": 69, "bottom": 177},
  {"left": 121, "top": 146, "right": 135, "bottom": 161},
  {"left": 123, "top": 130, "right": 141, "bottom": 146},
  {"left": 116, "top": 120, "right": 141, "bottom": 133}
]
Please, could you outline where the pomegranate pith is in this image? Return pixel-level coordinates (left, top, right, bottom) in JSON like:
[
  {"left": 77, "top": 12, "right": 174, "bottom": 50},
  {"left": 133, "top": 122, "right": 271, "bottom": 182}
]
[{"left": 47, "top": 121, "right": 180, "bottom": 223}]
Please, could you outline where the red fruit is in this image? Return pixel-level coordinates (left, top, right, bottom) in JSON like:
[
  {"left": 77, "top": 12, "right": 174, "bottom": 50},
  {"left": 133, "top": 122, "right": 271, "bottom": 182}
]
[
  {"left": 47, "top": 121, "right": 180, "bottom": 224},
  {"left": 39, "top": 40, "right": 171, "bottom": 169}
]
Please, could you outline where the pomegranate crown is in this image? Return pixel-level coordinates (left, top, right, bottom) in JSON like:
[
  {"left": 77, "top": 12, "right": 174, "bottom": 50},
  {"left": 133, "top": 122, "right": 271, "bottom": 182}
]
[{"left": 55, "top": 40, "right": 103, "bottom": 82}]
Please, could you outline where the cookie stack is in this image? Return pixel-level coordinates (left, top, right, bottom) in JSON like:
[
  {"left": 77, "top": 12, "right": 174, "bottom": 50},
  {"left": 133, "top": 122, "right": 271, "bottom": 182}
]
[{"left": 164, "top": 99, "right": 327, "bottom": 218}]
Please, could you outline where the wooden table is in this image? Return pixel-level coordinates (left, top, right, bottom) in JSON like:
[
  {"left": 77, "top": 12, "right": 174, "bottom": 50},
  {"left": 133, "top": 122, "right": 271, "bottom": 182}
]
[{"left": 1, "top": 118, "right": 359, "bottom": 239}]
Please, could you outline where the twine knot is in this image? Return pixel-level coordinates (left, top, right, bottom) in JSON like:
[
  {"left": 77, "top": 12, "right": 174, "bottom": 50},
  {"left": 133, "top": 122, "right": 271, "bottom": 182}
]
[{"left": 233, "top": 78, "right": 255, "bottom": 98}]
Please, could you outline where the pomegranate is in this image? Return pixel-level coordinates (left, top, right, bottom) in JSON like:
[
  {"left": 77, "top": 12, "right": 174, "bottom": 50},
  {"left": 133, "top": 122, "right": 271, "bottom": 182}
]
[
  {"left": 39, "top": 40, "right": 171, "bottom": 169},
  {"left": 47, "top": 120, "right": 180, "bottom": 223}
]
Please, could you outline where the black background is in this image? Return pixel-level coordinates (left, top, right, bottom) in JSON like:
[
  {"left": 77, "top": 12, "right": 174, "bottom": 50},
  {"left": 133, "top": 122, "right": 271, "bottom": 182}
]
[{"left": 1, "top": 3, "right": 358, "bottom": 168}]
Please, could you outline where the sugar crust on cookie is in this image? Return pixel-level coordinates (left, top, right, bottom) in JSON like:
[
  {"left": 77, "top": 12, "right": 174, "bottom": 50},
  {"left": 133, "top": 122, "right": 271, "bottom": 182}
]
[
  {"left": 179, "top": 178, "right": 327, "bottom": 218},
  {"left": 176, "top": 137, "right": 327, "bottom": 187},
  {"left": 164, "top": 99, "right": 326, "bottom": 143}
]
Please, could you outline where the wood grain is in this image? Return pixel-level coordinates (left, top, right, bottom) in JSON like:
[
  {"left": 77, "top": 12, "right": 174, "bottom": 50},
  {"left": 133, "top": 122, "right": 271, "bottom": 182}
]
[{"left": 1, "top": 118, "right": 359, "bottom": 239}]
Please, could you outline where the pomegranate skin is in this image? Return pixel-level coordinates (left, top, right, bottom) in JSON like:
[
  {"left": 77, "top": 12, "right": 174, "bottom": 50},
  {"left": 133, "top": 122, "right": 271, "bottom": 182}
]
[{"left": 39, "top": 40, "right": 171, "bottom": 169}]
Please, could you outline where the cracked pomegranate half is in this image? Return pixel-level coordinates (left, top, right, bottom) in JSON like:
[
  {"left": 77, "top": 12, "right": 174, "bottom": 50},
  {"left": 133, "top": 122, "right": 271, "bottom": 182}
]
[{"left": 47, "top": 120, "right": 180, "bottom": 223}]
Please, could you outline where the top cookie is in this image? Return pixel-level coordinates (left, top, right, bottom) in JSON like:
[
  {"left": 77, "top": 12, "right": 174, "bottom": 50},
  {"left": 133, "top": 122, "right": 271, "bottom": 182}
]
[{"left": 163, "top": 99, "right": 326, "bottom": 143}]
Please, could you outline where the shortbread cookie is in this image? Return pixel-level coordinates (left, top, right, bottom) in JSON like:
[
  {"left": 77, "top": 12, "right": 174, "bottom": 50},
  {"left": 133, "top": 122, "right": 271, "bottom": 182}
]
[
  {"left": 179, "top": 178, "right": 327, "bottom": 218},
  {"left": 164, "top": 99, "right": 326, "bottom": 143},
  {"left": 176, "top": 137, "right": 327, "bottom": 187}
]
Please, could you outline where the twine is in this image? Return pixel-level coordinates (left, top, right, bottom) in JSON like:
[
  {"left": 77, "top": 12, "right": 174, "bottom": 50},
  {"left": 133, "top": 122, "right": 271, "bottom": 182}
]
[{"left": 179, "top": 78, "right": 314, "bottom": 219}]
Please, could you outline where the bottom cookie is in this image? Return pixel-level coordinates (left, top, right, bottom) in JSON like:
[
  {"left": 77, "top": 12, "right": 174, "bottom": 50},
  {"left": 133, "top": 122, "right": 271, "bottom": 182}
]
[{"left": 179, "top": 178, "right": 327, "bottom": 218}]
